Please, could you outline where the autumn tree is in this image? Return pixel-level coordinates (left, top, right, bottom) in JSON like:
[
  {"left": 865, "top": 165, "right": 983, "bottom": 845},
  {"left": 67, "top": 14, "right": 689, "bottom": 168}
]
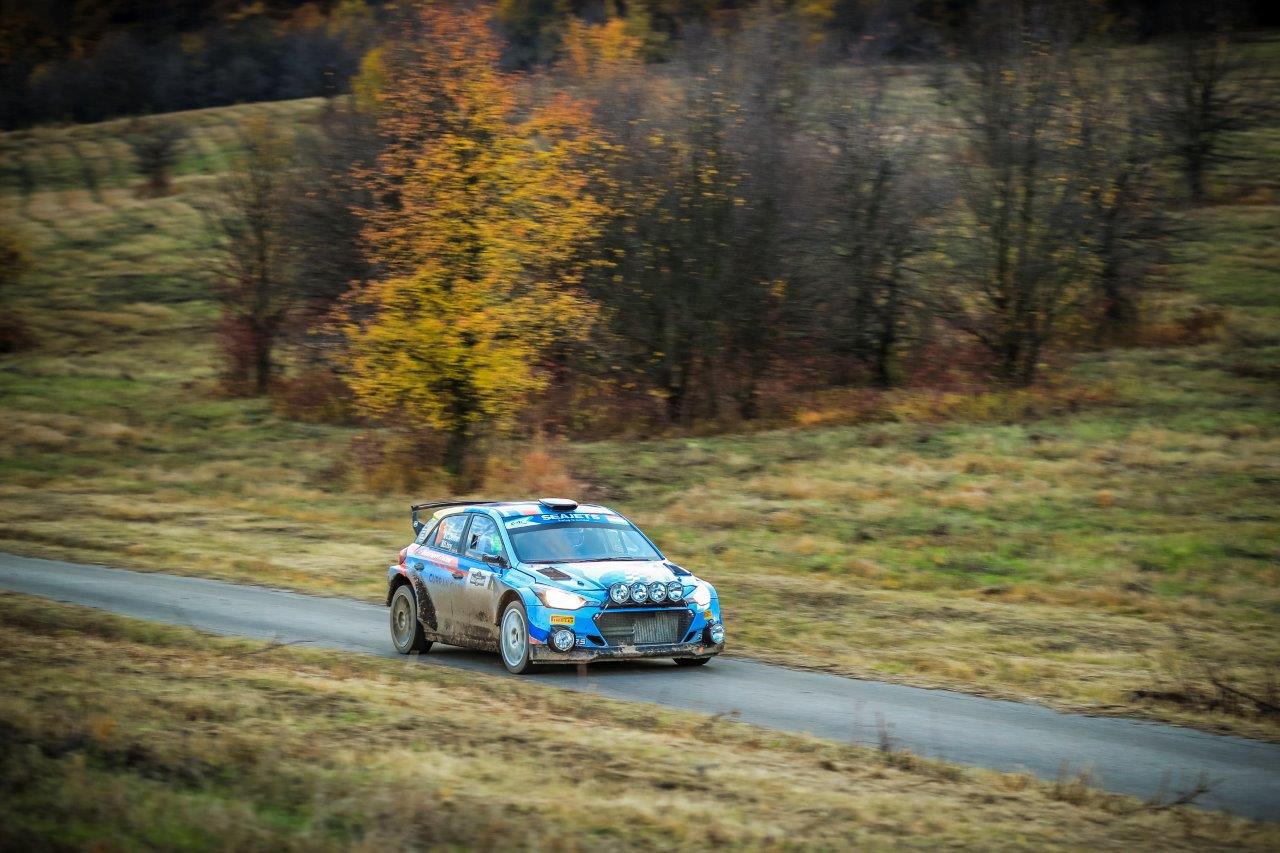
[
  {"left": 574, "top": 47, "right": 740, "bottom": 425},
  {"left": 1157, "top": 1, "right": 1250, "bottom": 204},
  {"left": 935, "top": 1, "right": 1094, "bottom": 386},
  {"left": 204, "top": 120, "right": 296, "bottom": 394},
  {"left": 564, "top": 11, "right": 811, "bottom": 425},
  {"left": 721, "top": 7, "right": 808, "bottom": 417},
  {"left": 1076, "top": 57, "right": 1167, "bottom": 338},
  {"left": 346, "top": 5, "right": 605, "bottom": 481},
  {"left": 283, "top": 101, "right": 379, "bottom": 332},
  {"left": 0, "top": 226, "right": 32, "bottom": 352},
  {"left": 126, "top": 118, "right": 187, "bottom": 197},
  {"left": 810, "top": 68, "right": 939, "bottom": 387}
]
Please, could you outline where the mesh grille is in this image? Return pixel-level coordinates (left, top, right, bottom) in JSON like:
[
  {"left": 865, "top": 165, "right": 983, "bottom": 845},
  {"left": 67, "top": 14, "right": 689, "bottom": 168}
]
[{"left": 596, "top": 610, "right": 690, "bottom": 646}]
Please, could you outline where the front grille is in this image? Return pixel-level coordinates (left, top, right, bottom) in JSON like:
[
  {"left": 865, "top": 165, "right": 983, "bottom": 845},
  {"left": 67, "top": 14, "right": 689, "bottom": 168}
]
[{"left": 596, "top": 610, "right": 691, "bottom": 646}]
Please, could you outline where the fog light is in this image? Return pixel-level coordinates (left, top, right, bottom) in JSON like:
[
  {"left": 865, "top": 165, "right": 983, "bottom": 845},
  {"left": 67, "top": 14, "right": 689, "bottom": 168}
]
[
  {"left": 550, "top": 627, "right": 576, "bottom": 652},
  {"left": 666, "top": 581, "right": 683, "bottom": 602},
  {"left": 608, "top": 582, "right": 630, "bottom": 604},
  {"left": 708, "top": 622, "right": 725, "bottom": 644},
  {"left": 629, "top": 581, "right": 649, "bottom": 604},
  {"left": 648, "top": 581, "right": 667, "bottom": 603}
]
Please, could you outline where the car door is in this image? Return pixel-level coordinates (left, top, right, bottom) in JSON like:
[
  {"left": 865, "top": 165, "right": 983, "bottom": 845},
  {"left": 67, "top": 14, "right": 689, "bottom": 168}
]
[
  {"left": 454, "top": 513, "right": 508, "bottom": 645},
  {"left": 412, "top": 512, "right": 471, "bottom": 639}
]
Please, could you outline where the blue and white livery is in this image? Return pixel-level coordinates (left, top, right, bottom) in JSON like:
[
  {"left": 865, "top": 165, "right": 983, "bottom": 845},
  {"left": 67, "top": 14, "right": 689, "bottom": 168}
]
[{"left": 386, "top": 497, "right": 725, "bottom": 673}]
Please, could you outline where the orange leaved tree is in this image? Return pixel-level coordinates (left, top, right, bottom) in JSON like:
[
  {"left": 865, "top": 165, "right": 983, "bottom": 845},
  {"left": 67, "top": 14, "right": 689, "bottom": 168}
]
[{"left": 345, "top": 5, "right": 606, "bottom": 481}]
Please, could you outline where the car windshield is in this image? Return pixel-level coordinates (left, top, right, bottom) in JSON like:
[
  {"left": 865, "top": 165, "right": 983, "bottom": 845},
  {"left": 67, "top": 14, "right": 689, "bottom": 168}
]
[{"left": 509, "top": 521, "right": 662, "bottom": 564}]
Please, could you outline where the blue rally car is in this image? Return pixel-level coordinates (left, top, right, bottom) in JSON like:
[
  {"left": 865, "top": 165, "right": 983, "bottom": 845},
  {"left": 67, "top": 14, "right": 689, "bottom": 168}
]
[{"left": 386, "top": 498, "right": 724, "bottom": 673}]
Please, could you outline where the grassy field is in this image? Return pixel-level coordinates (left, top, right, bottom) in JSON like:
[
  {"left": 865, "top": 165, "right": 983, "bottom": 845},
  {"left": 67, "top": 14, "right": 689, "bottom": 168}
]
[
  {"left": 3, "top": 592, "right": 1277, "bottom": 850},
  {"left": 1, "top": 39, "right": 1278, "bottom": 756}
]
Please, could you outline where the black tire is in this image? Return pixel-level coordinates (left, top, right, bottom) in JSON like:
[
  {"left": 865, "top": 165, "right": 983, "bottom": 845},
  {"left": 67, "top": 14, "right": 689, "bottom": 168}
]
[
  {"left": 499, "top": 600, "right": 532, "bottom": 674},
  {"left": 390, "top": 585, "right": 431, "bottom": 654},
  {"left": 674, "top": 657, "right": 711, "bottom": 667}
]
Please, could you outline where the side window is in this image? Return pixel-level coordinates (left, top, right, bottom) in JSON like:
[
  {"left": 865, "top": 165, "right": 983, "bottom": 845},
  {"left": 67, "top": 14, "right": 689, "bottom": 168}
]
[
  {"left": 415, "top": 520, "right": 437, "bottom": 546},
  {"left": 465, "top": 516, "right": 504, "bottom": 560},
  {"left": 431, "top": 514, "right": 469, "bottom": 553}
]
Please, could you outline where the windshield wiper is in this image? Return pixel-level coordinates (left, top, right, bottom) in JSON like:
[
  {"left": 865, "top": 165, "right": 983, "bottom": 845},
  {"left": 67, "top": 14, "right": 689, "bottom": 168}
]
[{"left": 576, "top": 556, "right": 648, "bottom": 562}]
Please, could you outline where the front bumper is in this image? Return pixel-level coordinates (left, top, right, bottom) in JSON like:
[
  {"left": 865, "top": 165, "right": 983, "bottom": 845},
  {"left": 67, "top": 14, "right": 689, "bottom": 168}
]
[
  {"left": 527, "top": 598, "right": 724, "bottom": 664},
  {"left": 530, "top": 639, "right": 723, "bottom": 663}
]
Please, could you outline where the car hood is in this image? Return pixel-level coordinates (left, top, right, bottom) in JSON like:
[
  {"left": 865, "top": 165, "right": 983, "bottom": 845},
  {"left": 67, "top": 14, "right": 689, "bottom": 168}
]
[{"left": 527, "top": 560, "right": 685, "bottom": 591}]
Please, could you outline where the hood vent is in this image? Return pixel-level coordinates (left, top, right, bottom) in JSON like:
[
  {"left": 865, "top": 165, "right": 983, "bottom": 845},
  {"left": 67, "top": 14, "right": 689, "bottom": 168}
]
[{"left": 537, "top": 566, "right": 572, "bottom": 581}]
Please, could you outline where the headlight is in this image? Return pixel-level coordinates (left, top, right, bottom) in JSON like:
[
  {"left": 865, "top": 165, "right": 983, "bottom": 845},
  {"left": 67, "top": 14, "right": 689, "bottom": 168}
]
[
  {"left": 708, "top": 622, "right": 725, "bottom": 644},
  {"left": 536, "top": 585, "right": 587, "bottom": 610},
  {"left": 690, "top": 583, "right": 711, "bottom": 608},
  {"left": 629, "top": 581, "right": 649, "bottom": 604},
  {"left": 648, "top": 581, "right": 667, "bottom": 603},
  {"left": 666, "top": 581, "right": 684, "bottom": 602},
  {"left": 608, "top": 582, "right": 630, "bottom": 604}
]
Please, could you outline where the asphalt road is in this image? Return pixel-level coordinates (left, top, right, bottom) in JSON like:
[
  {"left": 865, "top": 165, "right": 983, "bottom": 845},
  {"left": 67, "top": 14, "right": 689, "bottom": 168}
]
[{"left": 1, "top": 552, "right": 1277, "bottom": 820}]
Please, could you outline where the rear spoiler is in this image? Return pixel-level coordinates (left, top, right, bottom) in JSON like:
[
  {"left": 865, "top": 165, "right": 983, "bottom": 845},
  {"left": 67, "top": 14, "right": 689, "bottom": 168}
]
[{"left": 410, "top": 500, "right": 500, "bottom": 534}]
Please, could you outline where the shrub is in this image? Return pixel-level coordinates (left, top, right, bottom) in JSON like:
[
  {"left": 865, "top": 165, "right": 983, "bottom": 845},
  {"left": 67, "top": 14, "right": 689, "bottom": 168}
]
[
  {"left": 272, "top": 369, "right": 354, "bottom": 424},
  {"left": 484, "top": 437, "right": 584, "bottom": 498}
]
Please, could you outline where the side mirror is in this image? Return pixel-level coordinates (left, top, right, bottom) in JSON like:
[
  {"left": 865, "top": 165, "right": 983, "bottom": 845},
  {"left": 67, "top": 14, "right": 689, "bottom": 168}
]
[{"left": 482, "top": 553, "right": 508, "bottom": 569}]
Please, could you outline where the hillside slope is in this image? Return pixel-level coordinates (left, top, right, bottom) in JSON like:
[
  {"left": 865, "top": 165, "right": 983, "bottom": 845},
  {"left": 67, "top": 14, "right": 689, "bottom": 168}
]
[{"left": 1, "top": 83, "right": 1278, "bottom": 741}]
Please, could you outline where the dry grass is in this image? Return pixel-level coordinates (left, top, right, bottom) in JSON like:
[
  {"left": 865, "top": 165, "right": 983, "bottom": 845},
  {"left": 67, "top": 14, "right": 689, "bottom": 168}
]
[{"left": 2, "top": 593, "right": 1275, "bottom": 851}]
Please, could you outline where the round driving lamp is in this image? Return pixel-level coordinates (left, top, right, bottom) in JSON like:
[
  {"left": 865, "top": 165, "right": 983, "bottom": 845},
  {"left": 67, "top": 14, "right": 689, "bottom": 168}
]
[
  {"left": 550, "top": 628, "right": 576, "bottom": 652},
  {"left": 666, "top": 581, "right": 684, "bottom": 602},
  {"left": 608, "top": 582, "right": 630, "bottom": 605},
  {"left": 648, "top": 581, "right": 667, "bottom": 603},
  {"left": 629, "top": 581, "right": 649, "bottom": 604},
  {"left": 708, "top": 622, "right": 726, "bottom": 644}
]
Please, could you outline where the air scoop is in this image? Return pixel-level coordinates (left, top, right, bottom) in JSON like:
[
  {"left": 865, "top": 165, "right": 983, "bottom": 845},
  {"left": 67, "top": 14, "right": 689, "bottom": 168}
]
[{"left": 539, "top": 497, "right": 578, "bottom": 512}]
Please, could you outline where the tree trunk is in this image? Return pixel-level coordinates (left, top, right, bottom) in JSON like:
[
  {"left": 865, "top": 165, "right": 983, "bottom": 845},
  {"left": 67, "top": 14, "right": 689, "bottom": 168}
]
[
  {"left": 1015, "top": 333, "right": 1042, "bottom": 387},
  {"left": 253, "top": 330, "right": 272, "bottom": 395},
  {"left": 443, "top": 420, "right": 470, "bottom": 482},
  {"left": 1186, "top": 149, "right": 1207, "bottom": 204},
  {"left": 872, "top": 329, "right": 894, "bottom": 389},
  {"left": 665, "top": 380, "right": 684, "bottom": 426},
  {"left": 736, "top": 356, "right": 760, "bottom": 421},
  {"left": 1099, "top": 263, "right": 1137, "bottom": 340}
]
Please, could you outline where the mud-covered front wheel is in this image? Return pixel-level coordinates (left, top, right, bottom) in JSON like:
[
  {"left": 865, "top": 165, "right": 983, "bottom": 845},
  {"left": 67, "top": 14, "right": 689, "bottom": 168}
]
[
  {"left": 499, "top": 601, "right": 532, "bottom": 674},
  {"left": 390, "top": 585, "right": 431, "bottom": 654}
]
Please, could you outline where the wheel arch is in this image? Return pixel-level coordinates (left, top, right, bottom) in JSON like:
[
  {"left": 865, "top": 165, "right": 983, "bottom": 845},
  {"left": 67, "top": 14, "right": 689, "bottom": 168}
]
[
  {"left": 386, "top": 573, "right": 412, "bottom": 607},
  {"left": 495, "top": 588, "right": 524, "bottom": 625}
]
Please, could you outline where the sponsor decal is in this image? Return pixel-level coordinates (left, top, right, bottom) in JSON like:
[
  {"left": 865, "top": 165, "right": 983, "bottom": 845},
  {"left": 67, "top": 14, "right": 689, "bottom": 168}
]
[
  {"left": 504, "top": 512, "right": 622, "bottom": 529},
  {"left": 418, "top": 551, "right": 463, "bottom": 576},
  {"left": 703, "top": 609, "right": 713, "bottom": 620},
  {"left": 468, "top": 570, "right": 489, "bottom": 588},
  {"left": 549, "top": 614, "right": 575, "bottom": 625}
]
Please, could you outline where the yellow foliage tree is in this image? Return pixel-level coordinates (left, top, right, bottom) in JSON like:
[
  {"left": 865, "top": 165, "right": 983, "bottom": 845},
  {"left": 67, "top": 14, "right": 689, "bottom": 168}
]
[
  {"left": 345, "top": 5, "right": 606, "bottom": 480},
  {"left": 558, "top": 14, "right": 644, "bottom": 80}
]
